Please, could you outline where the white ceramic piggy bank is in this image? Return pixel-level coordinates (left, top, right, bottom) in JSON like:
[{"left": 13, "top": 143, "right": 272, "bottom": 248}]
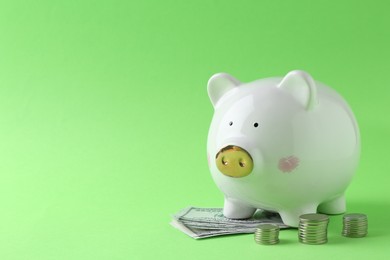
[{"left": 207, "top": 70, "right": 360, "bottom": 227}]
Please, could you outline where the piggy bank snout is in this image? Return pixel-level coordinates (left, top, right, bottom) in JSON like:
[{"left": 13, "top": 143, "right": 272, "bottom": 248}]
[{"left": 215, "top": 145, "right": 253, "bottom": 178}]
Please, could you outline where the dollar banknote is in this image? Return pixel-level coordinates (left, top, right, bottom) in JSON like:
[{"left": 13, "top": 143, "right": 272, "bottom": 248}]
[{"left": 171, "top": 207, "right": 290, "bottom": 239}]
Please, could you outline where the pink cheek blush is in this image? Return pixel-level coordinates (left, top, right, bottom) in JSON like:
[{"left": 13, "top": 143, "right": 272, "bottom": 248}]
[{"left": 278, "top": 156, "right": 300, "bottom": 173}]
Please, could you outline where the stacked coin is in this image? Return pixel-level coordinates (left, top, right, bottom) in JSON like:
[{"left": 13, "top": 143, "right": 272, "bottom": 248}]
[
  {"left": 342, "top": 213, "right": 368, "bottom": 238},
  {"left": 298, "top": 213, "right": 329, "bottom": 245},
  {"left": 254, "top": 224, "right": 280, "bottom": 245}
]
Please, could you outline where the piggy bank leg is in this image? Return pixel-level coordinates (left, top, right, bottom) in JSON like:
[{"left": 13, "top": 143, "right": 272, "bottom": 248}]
[
  {"left": 318, "top": 194, "right": 346, "bottom": 215},
  {"left": 279, "top": 205, "right": 318, "bottom": 227},
  {"left": 223, "top": 197, "right": 256, "bottom": 219}
]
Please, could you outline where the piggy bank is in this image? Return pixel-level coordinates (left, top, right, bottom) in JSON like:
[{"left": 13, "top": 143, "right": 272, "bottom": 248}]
[{"left": 207, "top": 70, "right": 360, "bottom": 227}]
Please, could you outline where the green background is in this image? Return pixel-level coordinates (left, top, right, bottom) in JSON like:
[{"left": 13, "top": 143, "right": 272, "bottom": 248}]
[{"left": 0, "top": 0, "right": 389, "bottom": 259}]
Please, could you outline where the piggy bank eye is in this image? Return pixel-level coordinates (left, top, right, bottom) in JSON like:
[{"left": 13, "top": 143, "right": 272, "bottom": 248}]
[
  {"left": 254, "top": 122, "right": 259, "bottom": 128},
  {"left": 229, "top": 121, "right": 233, "bottom": 126}
]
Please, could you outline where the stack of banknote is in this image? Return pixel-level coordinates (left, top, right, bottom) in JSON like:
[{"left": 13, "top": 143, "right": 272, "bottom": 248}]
[{"left": 171, "top": 206, "right": 289, "bottom": 239}]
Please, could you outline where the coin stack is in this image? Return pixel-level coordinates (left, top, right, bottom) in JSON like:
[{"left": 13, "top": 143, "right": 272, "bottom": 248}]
[
  {"left": 298, "top": 213, "right": 329, "bottom": 245},
  {"left": 254, "top": 224, "right": 280, "bottom": 245},
  {"left": 342, "top": 213, "right": 368, "bottom": 238}
]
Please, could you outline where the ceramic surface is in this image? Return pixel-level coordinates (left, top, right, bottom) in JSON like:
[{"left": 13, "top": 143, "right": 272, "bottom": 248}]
[{"left": 207, "top": 70, "right": 360, "bottom": 227}]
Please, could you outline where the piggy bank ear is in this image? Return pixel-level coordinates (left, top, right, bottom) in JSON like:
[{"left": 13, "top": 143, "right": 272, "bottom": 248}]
[
  {"left": 278, "top": 70, "right": 318, "bottom": 110},
  {"left": 208, "top": 73, "right": 240, "bottom": 107}
]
